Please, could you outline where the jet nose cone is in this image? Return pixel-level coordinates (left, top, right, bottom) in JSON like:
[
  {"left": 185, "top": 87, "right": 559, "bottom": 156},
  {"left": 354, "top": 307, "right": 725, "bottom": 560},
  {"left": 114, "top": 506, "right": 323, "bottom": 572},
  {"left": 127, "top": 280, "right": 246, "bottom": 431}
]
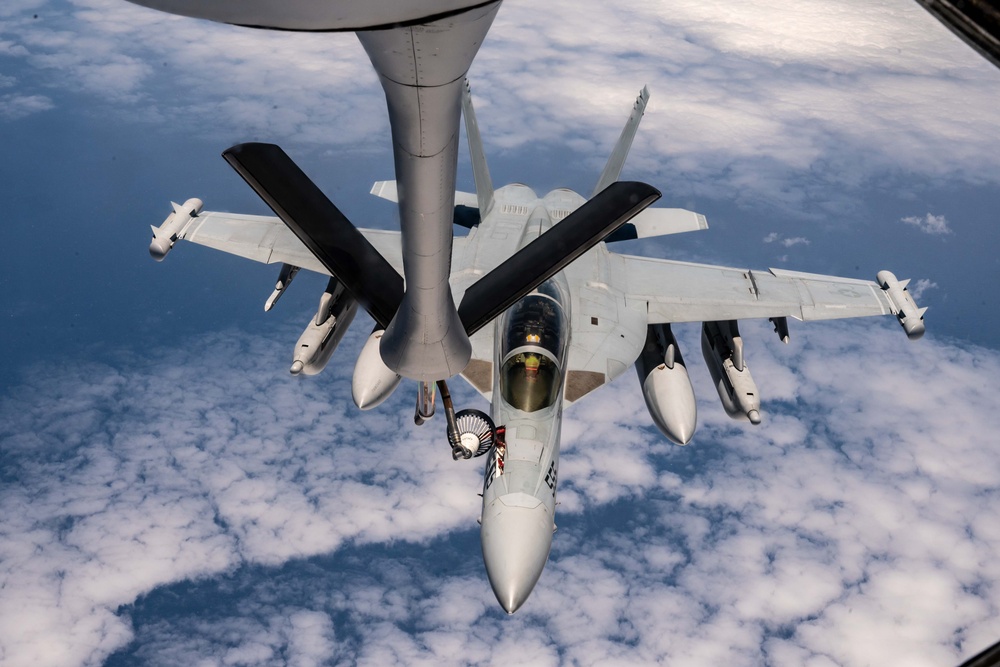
[{"left": 481, "top": 493, "right": 554, "bottom": 614}]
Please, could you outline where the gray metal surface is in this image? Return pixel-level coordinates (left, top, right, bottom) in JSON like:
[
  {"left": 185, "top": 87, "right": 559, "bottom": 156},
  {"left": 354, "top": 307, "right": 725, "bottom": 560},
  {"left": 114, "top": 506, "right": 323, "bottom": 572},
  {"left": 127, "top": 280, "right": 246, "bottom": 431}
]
[
  {"left": 124, "top": 0, "right": 496, "bottom": 31},
  {"left": 356, "top": 2, "right": 500, "bottom": 381}
]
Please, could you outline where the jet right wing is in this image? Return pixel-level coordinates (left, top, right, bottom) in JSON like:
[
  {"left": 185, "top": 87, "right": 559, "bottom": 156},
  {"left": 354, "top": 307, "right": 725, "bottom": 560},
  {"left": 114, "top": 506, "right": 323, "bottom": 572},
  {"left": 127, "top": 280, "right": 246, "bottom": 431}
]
[{"left": 617, "top": 254, "right": 926, "bottom": 337}]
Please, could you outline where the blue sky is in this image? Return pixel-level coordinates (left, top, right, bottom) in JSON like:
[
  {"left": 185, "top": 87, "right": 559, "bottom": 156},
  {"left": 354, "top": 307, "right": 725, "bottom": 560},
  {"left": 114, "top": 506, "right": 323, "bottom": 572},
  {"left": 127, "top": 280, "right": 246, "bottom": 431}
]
[{"left": 2, "top": 0, "right": 1000, "bottom": 665}]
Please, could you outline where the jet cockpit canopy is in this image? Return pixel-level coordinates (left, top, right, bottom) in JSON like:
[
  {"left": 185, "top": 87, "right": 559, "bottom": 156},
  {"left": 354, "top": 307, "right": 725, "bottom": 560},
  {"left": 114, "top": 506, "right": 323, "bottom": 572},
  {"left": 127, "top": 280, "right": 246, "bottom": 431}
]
[{"left": 499, "top": 280, "right": 570, "bottom": 412}]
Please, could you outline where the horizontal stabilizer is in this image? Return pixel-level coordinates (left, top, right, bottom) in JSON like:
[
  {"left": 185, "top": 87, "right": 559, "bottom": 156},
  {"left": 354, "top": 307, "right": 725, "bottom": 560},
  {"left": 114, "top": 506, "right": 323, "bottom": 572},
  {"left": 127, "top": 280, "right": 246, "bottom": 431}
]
[
  {"left": 372, "top": 180, "right": 481, "bottom": 229},
  {"left": 371, "top": 180, "right": 479, "bottom": 208},
  {"left": 603, "top": 207, "right": 709, "bottom": 242},
  {"left": 223, "top": 143, "right": 403, "bottom": 329},
  {"left": 458, "top": 181, "right": 661, "bottom": 335}
]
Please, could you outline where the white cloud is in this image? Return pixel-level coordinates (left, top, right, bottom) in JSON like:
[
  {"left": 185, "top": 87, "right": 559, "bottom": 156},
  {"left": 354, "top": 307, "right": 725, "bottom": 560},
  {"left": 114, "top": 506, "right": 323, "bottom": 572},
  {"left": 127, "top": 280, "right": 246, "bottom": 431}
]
[
  {"left": 2, "top": 0, "right": 999, "bottom": 215},
  {"left": 909, "top": 278, "right": 937, "bottom": 300},
  {"left": 763, "top": 232, "right": 811, "bottom": 258},
  {"left": 0, "top": 324, "right": 487, "bottom": 667},
  {"left": 1, "top": 319, "right": 999, "bottom": 666},
  {"left": 766, "top": 232, "right": 812, "bottom": 247},
  {"left": 902, "top": 212, "right": 953, "bottom": 235},
  {"left": 0, "top": 92, "right": 52, "bottom": 119}
]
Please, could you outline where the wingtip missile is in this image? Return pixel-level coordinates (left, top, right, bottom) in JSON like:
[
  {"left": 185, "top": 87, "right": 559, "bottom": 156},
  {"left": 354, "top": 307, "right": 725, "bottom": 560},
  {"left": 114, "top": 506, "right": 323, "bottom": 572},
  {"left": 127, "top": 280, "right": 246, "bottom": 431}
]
[
  {"left": 877, "top": 270, "right": 926, "bottom": 340},
  {"left": 149, "top": 198, "right": 202, "bottom": 261}
]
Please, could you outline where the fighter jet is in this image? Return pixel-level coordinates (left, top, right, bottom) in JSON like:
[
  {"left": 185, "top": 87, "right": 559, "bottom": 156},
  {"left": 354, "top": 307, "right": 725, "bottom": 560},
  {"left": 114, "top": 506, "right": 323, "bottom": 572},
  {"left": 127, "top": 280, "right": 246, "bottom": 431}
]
[{"left": 147, "top": 82, "right": 925, "bottom": 613}]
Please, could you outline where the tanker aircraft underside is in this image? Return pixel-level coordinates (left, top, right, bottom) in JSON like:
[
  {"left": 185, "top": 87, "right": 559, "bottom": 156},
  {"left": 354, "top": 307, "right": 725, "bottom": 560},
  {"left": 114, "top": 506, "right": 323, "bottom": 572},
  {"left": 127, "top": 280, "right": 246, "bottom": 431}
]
[{"left": 147, "top": 83, "right": 925, "bottom": 613}]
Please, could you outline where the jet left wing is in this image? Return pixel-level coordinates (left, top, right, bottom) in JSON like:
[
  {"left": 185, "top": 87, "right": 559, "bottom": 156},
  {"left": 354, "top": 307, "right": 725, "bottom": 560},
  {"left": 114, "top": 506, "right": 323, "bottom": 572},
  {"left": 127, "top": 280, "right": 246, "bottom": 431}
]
[
  {"left": 168, "top": 210, "right": 410, "bottom": 277},
  {"left": 618, "top": 254, "right": 924, "bottom": 334}
]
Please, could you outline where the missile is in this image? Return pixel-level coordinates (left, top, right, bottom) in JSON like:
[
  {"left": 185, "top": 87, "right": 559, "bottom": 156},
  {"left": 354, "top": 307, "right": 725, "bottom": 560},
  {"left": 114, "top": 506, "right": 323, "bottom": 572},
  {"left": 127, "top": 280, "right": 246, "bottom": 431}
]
[
  {"left": 876, "top": 270, "right": 927, "bottom": 340},
  {"left": 635, "top": 323, "right": 697, "bottom": 445},
  {"left": 769, "top": 316, "right": 790, "bottom": 344},
  {"left": 289, "top": 278, "right": 358, "bottom": 376},
  {"left": 264, "top": 264, "right": 300, "bottom": 312},
  {"left": 352, "top": 329, "right": 403, "bottom": 410},
  {"left": 701, "top": 320, "right": 762, "bottom": 424},
  {"left": 148, "top": 198, "right": 202, "bottom": 261}
]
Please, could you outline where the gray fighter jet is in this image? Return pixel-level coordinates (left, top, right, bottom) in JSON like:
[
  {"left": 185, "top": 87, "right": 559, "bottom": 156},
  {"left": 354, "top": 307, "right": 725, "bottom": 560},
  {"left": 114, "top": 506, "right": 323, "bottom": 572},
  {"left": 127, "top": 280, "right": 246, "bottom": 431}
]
[{"left": 147, "top": 82, "right": 925, "bottom": 613}]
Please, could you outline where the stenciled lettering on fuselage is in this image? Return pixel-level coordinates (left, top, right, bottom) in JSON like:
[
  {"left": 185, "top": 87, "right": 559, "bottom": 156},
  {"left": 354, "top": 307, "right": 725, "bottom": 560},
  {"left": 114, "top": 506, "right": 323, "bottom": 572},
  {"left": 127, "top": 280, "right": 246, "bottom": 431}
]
[
  {"left": 544, "top": 459, "right": 557, "bottom": 497},
  {"left": 483, "top": 442, "right": 506, "bottom": 493}
]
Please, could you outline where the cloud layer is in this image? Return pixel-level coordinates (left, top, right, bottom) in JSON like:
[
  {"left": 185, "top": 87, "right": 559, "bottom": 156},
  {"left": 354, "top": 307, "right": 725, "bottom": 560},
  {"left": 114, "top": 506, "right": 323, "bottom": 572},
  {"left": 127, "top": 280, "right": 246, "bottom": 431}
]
[
  {"left": 2, "top": 318, "right": 999, "bottom": 666},
  {"left": 2, "top": 0, "right": 1000, "bottom": 214},
  {"left": 2, "top": 1, "right": 999, "bottom": 664}
]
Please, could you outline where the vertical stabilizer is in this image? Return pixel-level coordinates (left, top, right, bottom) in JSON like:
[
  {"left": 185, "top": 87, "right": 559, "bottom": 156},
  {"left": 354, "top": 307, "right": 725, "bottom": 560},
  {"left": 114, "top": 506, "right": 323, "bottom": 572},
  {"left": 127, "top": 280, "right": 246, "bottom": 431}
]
[
  {"left": 462, "top": 79, "right": 495, "bottom": 216},
  {"left": 591, "top": 86, "right": 650, "bottom": 197}
]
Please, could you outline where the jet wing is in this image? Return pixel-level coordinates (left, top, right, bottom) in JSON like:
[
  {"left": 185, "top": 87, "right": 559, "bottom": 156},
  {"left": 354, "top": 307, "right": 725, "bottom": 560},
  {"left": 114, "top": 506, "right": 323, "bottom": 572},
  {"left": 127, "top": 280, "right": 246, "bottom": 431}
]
[
  {"left": 617, "top": 255, "right": 896, "bottom": 324},
  {"left": 173, "top": 210, "right": 413, "bottom": 277}
]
